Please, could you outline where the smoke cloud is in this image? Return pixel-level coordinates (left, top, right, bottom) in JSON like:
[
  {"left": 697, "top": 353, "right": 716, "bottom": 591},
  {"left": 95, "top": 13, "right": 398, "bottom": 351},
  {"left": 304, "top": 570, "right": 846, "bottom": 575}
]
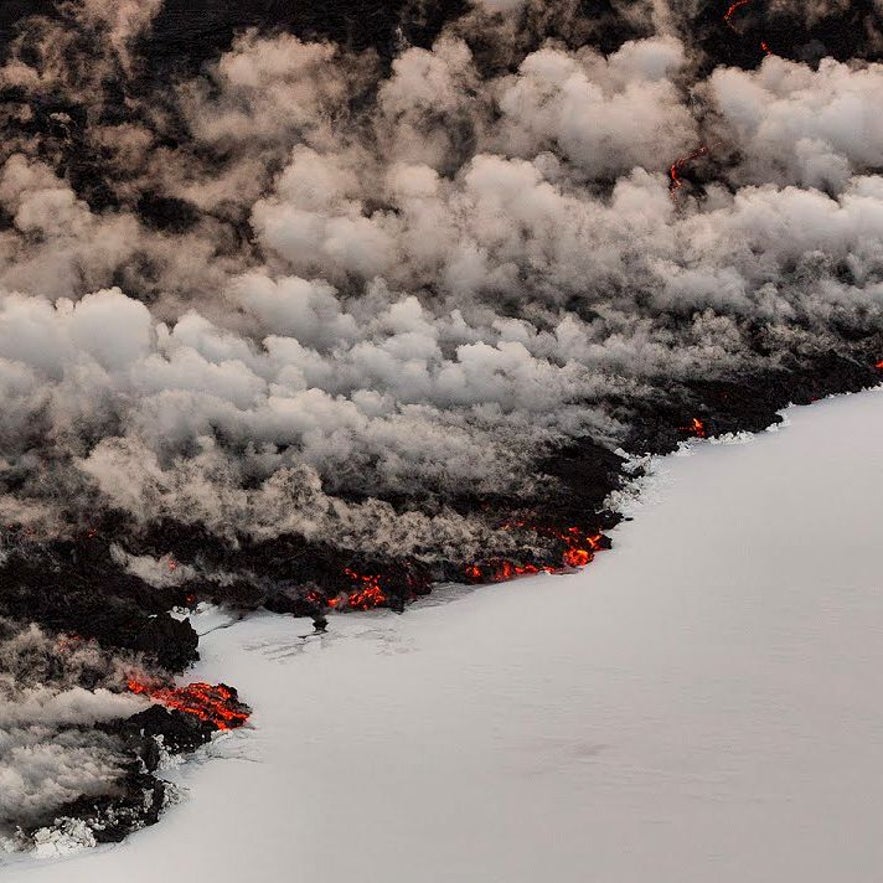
[
  {"left": 0, "top": 620, "right": 146, "bottom": 835},
  {"left": 0, "top": 0, "right": 881, "bottom": 844}
]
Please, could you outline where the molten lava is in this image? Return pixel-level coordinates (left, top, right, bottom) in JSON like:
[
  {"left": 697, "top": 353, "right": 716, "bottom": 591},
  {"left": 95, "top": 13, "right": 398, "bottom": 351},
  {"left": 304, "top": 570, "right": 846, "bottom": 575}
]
[
  {"left": 724, "top": 0, "right": 772, "bottom": 55},
  {"left": 127, "top": 679, "right": 251, "bottom": 730},
  {"left": 875, "top": 359, "right": 883, "bottom": 370},
  {"left": 305, "top": 565, "right": 425, "bottom": 613},
  {"left": 466, "top": 560, "right": 543, "bottom": 583},
  {"left": 561, "top": 526, "right": 605, "bottom": 567},
  {"left": 331, "top": 568, "right": 388, "bottom": 610},
  {"left": 669, "top": 145, "right": 709, "bottom": 198},
  {"left": 682, "top": 417, "right": 707, "bottom": 438},
  {"left": 465, "top": 524, "right": 608, "bottom": 584}
]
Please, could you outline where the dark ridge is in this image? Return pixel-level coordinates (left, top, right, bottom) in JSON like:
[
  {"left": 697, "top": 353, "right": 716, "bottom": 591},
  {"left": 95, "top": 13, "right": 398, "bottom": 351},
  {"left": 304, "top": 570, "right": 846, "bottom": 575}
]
[
  {"left": 538, "top": 438, "right": 625, "bottom": 522},
  {"left": 623, "top": 349, "right": 882, "bottom": 455}
]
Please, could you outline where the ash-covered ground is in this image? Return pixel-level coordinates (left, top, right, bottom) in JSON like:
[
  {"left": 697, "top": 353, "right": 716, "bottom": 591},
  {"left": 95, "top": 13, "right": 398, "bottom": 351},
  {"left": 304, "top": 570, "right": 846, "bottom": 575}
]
[{"left": 1, "top": 0, "right": 882, "bottom": 852}]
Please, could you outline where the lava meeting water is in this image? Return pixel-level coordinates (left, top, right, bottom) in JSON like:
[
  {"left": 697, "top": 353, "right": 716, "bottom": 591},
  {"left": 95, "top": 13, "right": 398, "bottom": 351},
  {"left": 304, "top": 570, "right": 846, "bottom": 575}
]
[{"left": 6, "top": 386, "right": 883, "bottom": 882}]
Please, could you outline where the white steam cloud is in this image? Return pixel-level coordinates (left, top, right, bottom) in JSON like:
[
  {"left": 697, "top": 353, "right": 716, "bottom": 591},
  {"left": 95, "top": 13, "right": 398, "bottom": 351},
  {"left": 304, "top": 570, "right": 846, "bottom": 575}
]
[
  {"left": 0, "top": 621, "right": 147, "bottom": 833},
  {"left": 0, "top": 4, "right": 879, "bottom": 551}
]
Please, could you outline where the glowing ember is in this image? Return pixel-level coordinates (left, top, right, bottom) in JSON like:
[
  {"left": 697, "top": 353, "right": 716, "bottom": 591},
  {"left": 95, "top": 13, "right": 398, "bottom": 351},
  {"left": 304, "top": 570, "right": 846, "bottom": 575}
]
[
  {"left": 669, "top": 145, "right": 709, "bottom": 198},
  {"left": 875, "top": 359, "right": 883, "bottom": 370},
  {"left": 305, "top": 589, "right": 327, "bottom": 607},
  {"left": 339, "top": 568, "right": 388, "bottom": 610},
  {"left": 465, "top": 525, "right": 608, "bottom": 583},
  {"left": 562, "top": 530, "right": 604, "bottom": 567},
  {"left": 306, "top": 571, "right": 391, "bottom": 612},
  {"left": 467, "top": 560, "right": 543, "bottom": 583},
  {"left": 682, "top": 417, "right": 707, "bottom": 438},
  {"left": 127, "top": 679, "right": 250, "bottom": 730}
]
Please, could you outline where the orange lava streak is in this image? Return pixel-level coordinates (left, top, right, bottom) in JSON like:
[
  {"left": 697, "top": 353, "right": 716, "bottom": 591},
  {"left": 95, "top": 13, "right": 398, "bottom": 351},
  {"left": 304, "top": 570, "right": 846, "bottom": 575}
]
[
  {"left": 669, "top": 145, "right": 709, "bottom": 198},
  {"left": 465, "top": 525, "right": 608, "bottom": 584},
  {"left": 682, "top": 417, "right": 707, "bottom": 438},
  {"left": 468, "top": 560, "right": 543, "bottom": 582},
  {"left": 127, "top": 679, "right": 250, "bottom": 730}
]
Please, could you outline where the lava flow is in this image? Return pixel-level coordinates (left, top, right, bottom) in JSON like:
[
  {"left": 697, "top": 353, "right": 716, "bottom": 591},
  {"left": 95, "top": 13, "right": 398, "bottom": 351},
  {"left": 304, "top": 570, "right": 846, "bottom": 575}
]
[
  {"left": 724, "top": 0, "right": 772, "bottom": 55},
  {"left": 465, "top": 525, "right": 608, "bottom": 583},
  {"left": 464, "top": 560, "right": 541, "bottom": 582},
  {"left": 723, "top": 0, "right": 751, "bottom": 30},
  {"left": 560, "top": 526, "right": 606, "bottom": 567},
  {"left": 669, "top": 145, "right": 708, "bottom": 198},
  {"left": 330, "top": 568, "right": 388, "bottom": 610},
  {"left": 127, "top": 679, "right": 251, "bottom": 730},
  {"left": 682, "top": 417, "right": 707, "bottom": 438}
]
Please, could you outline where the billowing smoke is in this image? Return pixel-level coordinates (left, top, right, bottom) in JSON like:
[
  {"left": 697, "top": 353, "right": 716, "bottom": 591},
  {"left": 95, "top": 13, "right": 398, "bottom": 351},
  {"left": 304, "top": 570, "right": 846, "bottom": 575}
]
[
  {"left": 0, "top": 620, "right": 147, "bottom": 839},
  {"left": 0, "top": 0, "right": 881, "bottom": 845}
]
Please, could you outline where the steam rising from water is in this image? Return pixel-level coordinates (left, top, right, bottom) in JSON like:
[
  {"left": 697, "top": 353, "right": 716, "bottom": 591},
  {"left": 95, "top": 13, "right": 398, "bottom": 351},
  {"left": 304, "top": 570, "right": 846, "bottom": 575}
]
[{"left": 0, "top": 0, "right": 882, "bottom": 838}]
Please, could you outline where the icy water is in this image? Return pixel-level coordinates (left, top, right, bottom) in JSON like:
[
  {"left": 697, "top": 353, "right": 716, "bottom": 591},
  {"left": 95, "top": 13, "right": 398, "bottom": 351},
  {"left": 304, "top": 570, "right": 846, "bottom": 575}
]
[{"left": 7, "top": 387, "right": 883, "bottom": 882}]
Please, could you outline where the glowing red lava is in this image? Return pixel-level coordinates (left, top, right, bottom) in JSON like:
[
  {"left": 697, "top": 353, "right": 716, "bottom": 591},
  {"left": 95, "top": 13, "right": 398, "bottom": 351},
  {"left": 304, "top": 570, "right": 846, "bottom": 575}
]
[
  {"left": 669, "top": 145, "right": 709, "bottom": 198},
  {"left": 127, "top": 679, "right": 250, "bottom": 730},
  {"left": 875, "top": 359, "right": 883, "bottom": 370},
  {"left": 465, "top": 525, "right": 608, "bottom": 584},
  {"left": 327, "top": 568, "right": 388, "bottom": 610},
  {"left": 466, "top": 560, "right": 542, "bottom": 582},
  {"left": 560, "top": 526, "right": 605, "bottom": 567},
  {"left": 682, "top": 417, "right": 708, "bottom": 438}
]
